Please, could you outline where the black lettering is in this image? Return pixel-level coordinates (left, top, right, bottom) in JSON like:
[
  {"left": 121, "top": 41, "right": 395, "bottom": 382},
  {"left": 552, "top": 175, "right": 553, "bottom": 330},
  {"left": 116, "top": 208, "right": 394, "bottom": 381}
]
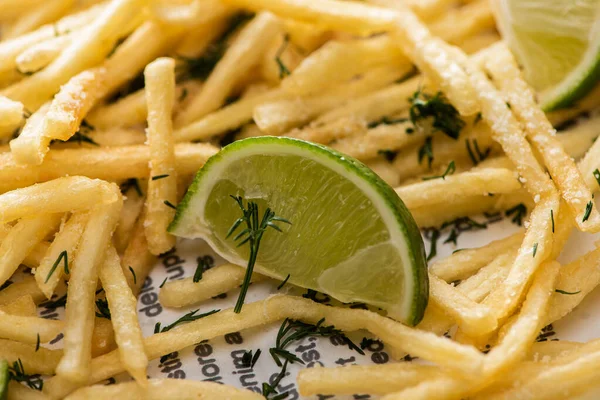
[
  {"left": 164, "top": 254, "right": 185, "bottom": 268},
  {"left": 302, "top": 349, "right": 320, "bottom": 363},
  {"left": 335, "top": 356, "right": 356, "bottom": 366},
  {"left": 371, "top": 352, "right": 389, "bottom": 364},
  {"left": 330, "top": 335, "right": 347, "bottom": 346},
  {"left": 231, "top": 349, "right": 247, "bottom": 368},
  {"left": 49, "top": 333, "right": 63, "bottom": 345},
  {"left": 139, "top": 302, "right": 162, "bottom": 317},
  {"left": 167, "top": 265, "right": 185, "bottom": 280},
  {"left": 307, "top": 361, "right": 324, "bottom": 368},
  {"left": 161, "top": 359, "right": 182, "bottom": 374},
  {"left": 202, "top": 364, "right": 220, "bottom": 377},
  {"left": 204, "top": 376, "right": 223, "bottom": 383},
  {"left": 366, "top": 340, "right": 384, "bottom": 352},
  {"left": 295, "top": 342, "right": 316, "bottom": 353},
  {"left": 194, "top": 343, "right": 213, "bottom": 357},
  {"left": 140, "top": 292, "right": 158, "bottom": 305},
  {"left": 225, "top": 332, "right": 243, "bottom": 344},
  {"left": 197, "top": 358, "right": 216, "bottom": 365},
  {"left": 239, "top": 373, "right": 258, "bottom": 387},
  {"left": 139, "top": 277, "right": 153, "bottom": 294},
  {"left": 168, "top": 370, "right": 186, "bottom": 379}
]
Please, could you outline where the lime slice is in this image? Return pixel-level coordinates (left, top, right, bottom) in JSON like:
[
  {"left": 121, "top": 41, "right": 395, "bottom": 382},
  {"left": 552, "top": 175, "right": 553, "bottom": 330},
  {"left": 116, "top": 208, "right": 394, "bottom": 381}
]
[
  {"left": 493, "top": 0, "right": 600, "bottom": 111},
  {"left": 169, "top": 137, "right": 428, "bottom": 325},
  {"left": 0, "top": 359, "right": 8, "bottom": 400}
]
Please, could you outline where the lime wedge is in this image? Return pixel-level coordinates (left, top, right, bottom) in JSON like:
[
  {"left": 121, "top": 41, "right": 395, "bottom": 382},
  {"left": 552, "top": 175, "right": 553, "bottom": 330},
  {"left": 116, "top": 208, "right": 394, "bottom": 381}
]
[
  {"left": 493, "top": 0, "right": 600, "bottom": 111},
  {"left": 0, "top": 359, "right": 8, "bottom": 400},
  {"left": 169, "top": 137, "right": 428, "bottom": 325}
]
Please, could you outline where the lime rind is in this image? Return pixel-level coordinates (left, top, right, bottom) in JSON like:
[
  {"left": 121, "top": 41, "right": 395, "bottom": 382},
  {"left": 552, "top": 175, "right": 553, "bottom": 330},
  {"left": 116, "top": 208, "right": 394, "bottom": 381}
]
[
  {"left": 169, "top": 136, "right": 428, "bottom": 325},
  {"left": 0, "top": 359, "right": 8, "bottom": 400}
]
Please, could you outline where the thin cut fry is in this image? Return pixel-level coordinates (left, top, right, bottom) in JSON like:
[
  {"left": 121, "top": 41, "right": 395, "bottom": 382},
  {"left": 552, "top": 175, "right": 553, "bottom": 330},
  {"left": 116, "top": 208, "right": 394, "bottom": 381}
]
[
  {"left": 64, "top": 378, "right": 264, "bottom": 400},
  {"left": 0, "top": 338, "right": 63, "bottom": 375},
  {"left": 160, "top": 263, "right": 267, "bottom": 308},
  {"left": 44, "top": 295, "right": 484, "bottom": 398},
  {"left": 175, "top": 12, "right": 281, "bottom": 126},
  {"left": 0, "top": 213, "right": 62, "bottom": 287},
  {"left": 8, "top": 380, "right": 50, "bottom": 400},
  {"left": 0, "top": 96, "right": 24, "bottom": 139},
  {"left": 0, "top": 311, "right": 63, "bottom": 344},
  {"left": 56, "top": 197, "right": 122, "bottom": 383},
  {"left": 0, "top": 295, "right": 37, "bottom": 317},
  {"left": 9, "top": 102, "right": 52, "bottom": 165},
  {"left": 3, "top": 0, "right": 74, "bottom": 40},
  {"left": 15, "top": 35, "right": 72, "bottom": 74},
  {"left": 144, "top": 57, "right": 177, "bottom": 255},
  {"left": 99, "top": 245, "right": 148, "bottom": 386},
  {"left": 91, "top": 317, "right": 117, "bottom": 358},
  {"left": 0, "top": 143, "right": 218, "bottom": 193},
  {"left": 114, "top": 183, "right": 146, "bottom": 252},
  {"left": 121, "top": 216, "right": 157, "bottom": 295},
  {"left": 0, "top": 276, "right": 46, "bottom": 306},
  {"left": 35, "top": 212, "right": 89, "bottom": 299}
]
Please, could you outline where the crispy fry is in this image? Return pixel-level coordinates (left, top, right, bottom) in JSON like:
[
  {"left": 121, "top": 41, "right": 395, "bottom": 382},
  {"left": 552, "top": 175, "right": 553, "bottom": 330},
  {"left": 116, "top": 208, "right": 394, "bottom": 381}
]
[
  {"left": 15, "top": 35, "right": 71, "bottom": 74},
  {"left": 144, "top": 58, "right": 177, "bottom": 255},
  {"left": 0, "top": 276, "right": 46, "bottom": 306},
  {"left": 0, "top": 143, "right": 218, "bottom": 193},
  {"left": 0, "top": 213, "right": 62, "bottom": 287},
  {"left": 0, "top": 311, "right": 63, "bottom": 344},
  {"left": 0, "top": 95, "right": 24, "bottom": 139},
  {"left": 91, "top": 317, "right": 117, "bottom": 358},
  {"left": 9, "top": 102, "right": 51, "bottom": 165},
  {"left": 3, "top": 0, "right": 74, "bottom": 39},
  {"left": 56, "top": 197, "right": 122, "bottom": 383},
  {"left": 0, "top": 338, "right": 62, "bottom": 375},
  {"left": 8, "top": 381, "right": 50, "bottom": 400},
  {"left": 121, "top": 216, "right": 156, "bottom": 295},
  {"left": 159, "top": 263, "right": 267, "bottom": 308},
  {"left": 99, "top": 245, "right": 148, "bottom": 386},
  {"left": 35, "top": 212, "right": 89, "bottom": 299},
  {"left": 0, "top": 295, "right": 37, "bottom": 317},
  {"left": 114, "top": 183, "right": 146, "bottom": 252}
]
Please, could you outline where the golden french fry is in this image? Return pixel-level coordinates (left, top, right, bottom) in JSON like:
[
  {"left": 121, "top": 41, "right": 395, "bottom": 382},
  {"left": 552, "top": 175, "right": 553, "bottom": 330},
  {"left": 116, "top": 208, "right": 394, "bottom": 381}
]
[
  {"left": 144, "top": 57, "right": 177, "bottom": 255},
  {"left": 298, "top": 363, "right": 445, "bottom": 396},
  {"left": 99, "top": 245, "right": 148, "bottom": 386},
  {"left": 91, "top": 317, "right": 117, "bottom": 358},
  {"left": 121, "top": 216, "right": 156, "bottom": 295},
  {"left": 0, "top": 95, "right": 24, "bottom": 139},
  {"left": 15, "top": 35, "right": 71, "bottom": 74},
  {"left": 220, "top": 0, "right": 397, "bottom": 35},
  {"left": 457, "top": 250, "right": 516, "bottom": 302},
  {"left": 396, "top": 168, "right": 521, "bottom": 210},
  {"left": 57, "top": 197, "right": 122, "bottom": 383},
  {"left": 0, "top": 311, "right": 63, "bottom": 344},
  {"left": 8, "top": 380, "right": 50, "bottom": 400},
  {"left": 0, "top": 143, "right": 218, "bottom": 193},
  {"left": 173, "top": 6, "right": 232, "bottom": 57},
  {"left": 0, "top": 213, "right": 62, "bottom": 287},
  {"left": 175, "top": 12, "right": 281, "bottom": 126},
  {"left": 2, "top": 0, "right": 74, "bottom": 40},
  {"left": 0, "top": 295, "right": 37, "bottom": 316},
  {"left": 483, "top": 44, "right": 600, "bottom": 232},
  {"left": 114, "top": 184, "right": 146, "bottom": 252},
  {"left": 429, "top": 231, "right": 523, "bottom": 282},
  {"left": 428, "top": 0, "right": 493, "bottom": 44},
  {"left": 0, "top": 177, "right": 119, "bottom": 222},
  {"left": 64, "top": 378, "right": 264, "bottom": 400},
  {"left": 148, "top": 0, "right": 231, "bottom": 26},
  {"left": 44, "top": 295, "right": 484, "bottom": 398},
  {"left": 35, "top": 212, "right": 89, "bottom": 299},
  {"left": 160, "top": 263, "right": 267, "bottom": 308},
  {"left": 429, "top": 274, "right": 496, "bottom": 336},
  {"left": 365, "top": 157, "right": 401, "bottom": 186},
  {"left": 0, "top": 338, "right": 63, "bottom": 375},
  {"left": 9, "top": 102, "right": 51, "bottom": 165},
  {"left": 0, "top": 275, "right": 46, "bottom": 306},
  {"left": 527, "top": 340, "right": 584, "bottom": 362}
]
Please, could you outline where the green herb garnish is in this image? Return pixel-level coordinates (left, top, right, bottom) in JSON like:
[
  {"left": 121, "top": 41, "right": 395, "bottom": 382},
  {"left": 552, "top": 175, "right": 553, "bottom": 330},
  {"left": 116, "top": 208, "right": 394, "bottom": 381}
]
[
  {"left": 8, "top": 359, "right": 43, "bottom": 391},
  {"left": 593, "top": 169, "right": 600, "bottom": 187},
  {"left": 275, "top": 34, "right": 291, "bottom": 79},
  {"left": 120, "top": 178, "right": 143, "bottom": 197},
  {"left": 555, "top": 289, "right": 581, "bottom": 295},
  {"left": 582, "top": 200, "right": 593, "bottom": 222},
  {"left": 418, "top": 136, "right": 434, "bottom": 168},
  {"left": 154, "top": 309, "right": 219, "bottom": 333},
  {"left": 164, "top": 200, "right": 177, "bottom": 210},
  {"left": 227, "top": 195, "right": 291, "bottom": 313},
  {"left": 551, "top": 209, "right": 555, "bottom": 233},
  {"left": 505, "top": 203, "right": 528, "bottom": 226},
  {"left": 95, "top": 299, "right": 111, "bottom": 320},
  {"left": 408, "top": 89, "right": 465, "bottom": 140},
  {"left": 152, "top": 174, "right": 170, "bottom": 181},
  {"left": 277, "top": 274, "right": 290, "bottom": 290},
  {"left": 128, "top": 266, "right": 137, "bottom": 285},
  {"left": 422, "top": 161, "right": 455, "bottom": 181},
  {"left": 44, "top": 250, "right": 68, "bottom": 284},
  {"left": 532, "top": 242, "right": 538, "bottom": 258},
  {"left": 465, "top": 138, "right": 491, "bottom": 165}
]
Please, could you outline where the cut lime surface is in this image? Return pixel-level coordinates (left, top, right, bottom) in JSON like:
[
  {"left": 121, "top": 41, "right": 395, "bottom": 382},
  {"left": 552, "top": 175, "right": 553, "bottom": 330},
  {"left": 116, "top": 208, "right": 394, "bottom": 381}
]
[
  {"left": 0, "top": 359, "right": 8, "bottom": 400},
  {"left": 493, "top": 0, "right": 600, "bottom": 111},
  {"left": 169, "top": 137, "right": 428, "bottom": 325}
]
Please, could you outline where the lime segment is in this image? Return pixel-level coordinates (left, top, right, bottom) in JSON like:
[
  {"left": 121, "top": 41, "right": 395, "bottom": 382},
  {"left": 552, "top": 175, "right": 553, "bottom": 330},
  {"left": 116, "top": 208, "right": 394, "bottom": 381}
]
[
  {"left": 169, "top": 137, "right": 428, "bottom": 325},
  {"left": 493, "top": 0, "right": 600, "bottom": 110}
]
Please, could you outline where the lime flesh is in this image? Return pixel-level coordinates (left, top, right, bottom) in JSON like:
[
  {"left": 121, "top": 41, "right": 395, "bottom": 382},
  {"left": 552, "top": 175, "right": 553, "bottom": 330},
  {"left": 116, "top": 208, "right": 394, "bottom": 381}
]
[
  {"left": 169, "top": 137, "right": 428, "bottom": 325},
  {"left": 0, "top": 359, "right": 8, "bottom": 400},
  {"left": 493, "top": 0, "right": 600, "bottom": 111}
]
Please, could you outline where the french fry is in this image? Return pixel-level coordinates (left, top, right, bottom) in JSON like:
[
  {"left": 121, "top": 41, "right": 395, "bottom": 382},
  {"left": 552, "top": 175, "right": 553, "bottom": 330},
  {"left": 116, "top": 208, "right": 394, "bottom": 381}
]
[
  {"left": 0, "top": 143, "right": 218, "bottom": 193},
  {"left": 0, "top": 311, "right": 63, "bottom": 344},
  {"left": 0, "top": 0, "right": 45, "bottom": 21},
  {"left": 64, "top": 378, "right": 265, "bottom": 400},
  {"left": 428, "top": 0, "right": 494, "bottom": 44},
  {"left": 0, "top": 338, "right": 63, "bottom": 375},
  {"left": 91, "top": 317, "right": 117, "bottom": 358},
  {"left": 0, "top": 295, "right": 37, "bottom": 316},
  {"left": 114, "top": 183, "right": 146, "bottom": 252},
  {"left": 547, "top": 84, "right": 600, "bottom": 128},
  {"left": 484, "top": 44, "right": 600, "bottom": 232},
  {"left": 284, "top": 19, "right": 331, "bottom": 53},
  {"left": 8, "top": 380, "right": 50, "bottom": 400},
  {"left": 2, "top": 0, "right": 144, "bottom": 110},
  {"left": 0, "top": 213, "right": 62, "bottom": 287},
  {"left": 173, "top": 7, "right": 232, "bottom": 57},
  {"left": 429, "top": 274, "right": 496, "bottom": 336},
  {"left": 0, "top": 3, "right": 104, "bottom": 79},
  {"left": 44, "top": 295, "right": 485, "bottom": 398},
  {"left": 159, "top": 263, "right": 267, "bottom": 308},
  {"left": 254, "top": 64, "right": 406, "bottom": 135},
  {"left": 220, "top": 0, "right": 398, "bottom": 35},
  {"left": 527, "top": 340, "right": 584, "bottom": 362},
  {"left": 51, "top": 127, "right": 147, "bottom": 148},
  {"left": 0, "top": 276, "right": 46, "bottom": 306},
  {"left": 0, "top": 95, "right": 24, "bottom": 139},
  {"left": 149, "top": 0, "right": 231, "bottom": 26},
  {"left": 0, "top": 177, "right": 119, "bottom": 223},
  {"left": 366, "top": 157, "right": 401, "bottom": 187},
  {"left": 35, "top": 212, "right": 89, "bottom": 299},
  {"left": 298, "top": 363, "right": 446, "bottom": 396},
  {"left": 121, "top": 216, "right": 156, "bottom": 295},
  {"left": 9, "top": 102, "right": 51, "bottom": 165},
  {"left": 22, "top": 241, "right": 50, "bottom": 269},
  {"left": 280, "top": 35, "right": 408, "bottom": 96},
  {"left": 457, "top": 250, "right": 516, "bottom": 302},
  {"left": 3, "top": 0, "right": 74, "bottom": 40},
  {"left": 144, "top": 57, "right": 177, "bottom": 255},
  {"left": 57, "top": 197, "right": 122, "bottom": 383},
  {"left": 175, "top": 12, "right": 281, "bottom": 126},
  {"left": 396, "top": 168, "right": 521, "bottom": 210},
  {"left": 429, "top": 231, "right": 523, "bottom": 282},
  {"left": 456, "top": 32, "right": 501, "bottom": 55},
  {"left": 15, "top": 35, "right": 72, "bottom": 74},
  {"left": 99, "top": 245, "right": 148, "bottom": 386}
]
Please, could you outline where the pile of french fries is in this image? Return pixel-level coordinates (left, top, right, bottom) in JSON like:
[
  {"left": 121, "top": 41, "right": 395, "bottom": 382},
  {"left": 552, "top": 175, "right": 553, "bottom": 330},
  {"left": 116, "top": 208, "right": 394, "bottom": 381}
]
[{"left": 1, "top": 0, "right": 600, "bottom": 398}]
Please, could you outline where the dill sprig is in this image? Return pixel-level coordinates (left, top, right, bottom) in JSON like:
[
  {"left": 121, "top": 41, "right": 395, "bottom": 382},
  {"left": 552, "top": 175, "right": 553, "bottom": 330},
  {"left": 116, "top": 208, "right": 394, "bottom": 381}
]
[
  {"left": 422, "top": 161, "right": 455, "bottom": 181},
  {"left": 44, "top": 250, "right": 68, "bottom": 283},
  {"left": 418, "top": 136, "right": 434, "bottom": 168},
  {"left": 582, "top": 200, "right": 593, "bottom": 222},
  {"left": 423, "top": 228, "right": 440, "bottom": 261},
  {"left": 465, "top": 138, "right": 491, "bottom": 165},
  {"left": 128, "top": 266, "right": 137, "bottom": 285},
  {"left": 95, "top": 299, "right": 111, "bottom": 320},
  {"left": 277, "top": 274, "right": 290, "bottom": 290},
  {"left": 555, "top": 289, "right": 581, "bottom": 295},
  {"left": 275, "top": 34, "right": 291, "bottom": 79},
  {"left": 242, "top": 349, "right": 262, "bottom": 369},
  {"left": 154, "top": 309, "right": 219, "bottom": 333},
  {"left": 409, "top": 90, "right": 465, "bottom": 140},
  {"left": 550, "top": 209, "right": 555, "bottom": 233},
  {"left": 269, "top": 318, "right": 364, "bottom": 367},
  {"left": 152, "top": 174, "right": 169, "bottom": 181},
  {"left": 164, "top": 200, "right": 177, "bottom": 210},
  {"left": 367, "top": 116, "right": 408, "bottom": 129},
  {"left": 377, "top": 149, "right": 398, "bottom": 162},
  {"left": 262, "top": 360, "right": 290, "bottom": 399},
  {"left": 505, "top": 203, "right": 528, "bottom": 226},
  {"left": 227, "top": 195, "right": 291, "bottom": 313},
  {"left": 8, "top": 359, "right": 43, "bottom": 391},
  {"left": 532, "top": 242, "right": 538, "bottom": 258}
]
